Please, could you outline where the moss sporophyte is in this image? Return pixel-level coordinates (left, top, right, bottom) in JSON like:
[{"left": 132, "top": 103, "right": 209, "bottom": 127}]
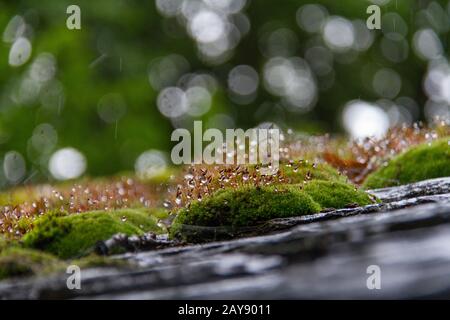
[
  {"left": 170, "top": 163, "right": 374, "bottom": 242},
  {"left": 171, "top": 121, "right": 280, "bottom": 175},
  {"left": 1, "top": 129, "right": 449, "bottom": 280}
]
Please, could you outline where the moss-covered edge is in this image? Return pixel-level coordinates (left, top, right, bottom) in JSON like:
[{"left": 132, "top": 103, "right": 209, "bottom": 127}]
[
  {"left": 22, "top": 208, "right": 167, "bottom": 259},
  {"left": 364, "top": 138, "right": 450, "bottom": 189},
  {"left": 170, "top": 180, "right": 372, "bottom": 240}
]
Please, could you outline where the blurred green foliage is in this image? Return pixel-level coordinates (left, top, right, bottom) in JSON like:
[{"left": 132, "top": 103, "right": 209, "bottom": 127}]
[{"left": 0, "top": 0, "right": 448, "bottom": 187}]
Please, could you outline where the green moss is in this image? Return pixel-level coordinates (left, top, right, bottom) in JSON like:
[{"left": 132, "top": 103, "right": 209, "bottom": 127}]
[
  {"left": 173, "top": 185, "right": 320, "bottom": 228},
  {"left": 170, "top": 181, "right": 372, "bottom": 240},
  {"left": 0, "top": 247, "right": 63, "bottom": 280},
  {"left": 364, "top": 138, "right": 450, "bottom": 189},
  {"left": 282, "top": 161, "right": 346, "bottom": 183},
  {"left": 23, "top": 208, "right": 166, "bottom": 259},
  {"left": 303, "top": 180, "right": 372, "bottom": 208}
]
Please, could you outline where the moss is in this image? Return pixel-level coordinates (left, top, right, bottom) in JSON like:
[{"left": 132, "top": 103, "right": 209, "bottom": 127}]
[
  {"left": 303, "top": 180, "right": 372, "bottom": 208},
  {"left": 0, "top": 247, "right": 63, "bottom": 280},
  {"left": 282, "top": 161, "right": 346, "bottom": 183},
  {"left": 173, "top": 185, "right": 320, "bottom": 227},
  {"left": 170, "top": 181, "right": 372, "bottom": 240},
  {"left": 364, "top": 138, "right": 450, "bottom": 189},
  {"left": 22, "top": 208, "right": 166, "bottom": 259}
]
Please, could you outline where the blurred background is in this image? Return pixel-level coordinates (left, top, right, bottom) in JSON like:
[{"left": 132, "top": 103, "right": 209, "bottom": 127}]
[{"left": 0, "top": 0, "right": 449, "bottom": 188}]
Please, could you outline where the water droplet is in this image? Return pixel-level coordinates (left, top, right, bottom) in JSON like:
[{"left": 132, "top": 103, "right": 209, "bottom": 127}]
[
  {"left": 3, "top": 151, "right": 26, "bottom": 183},
  {"left": 9, "top": 37, "right": 32, "bottom": 67},
  {"left": 188, "top": 179, "right": 195, "bottom": 188},
  {"left": 49, "top": 148, "right": 87, "bottom": 181},
  {"left": 305, "top": 170, "right": 312, "bottom": 180},
  {"left": 157, "top": 221, "right": 165, "bottom": 229}
]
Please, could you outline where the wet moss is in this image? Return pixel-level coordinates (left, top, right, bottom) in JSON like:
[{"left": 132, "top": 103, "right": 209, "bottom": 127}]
[
  {"left": 170, "top": 181, "right": 372, "bottom": 241},
  {"left": 173, "top": 185, "right": 320, "bottom": 228},
  {"left": 303, "top": 180, "right": 372, "bottom": 209},
  {"left": 282, "top": 161, "right": 346, "bottom": 183},
  {"left": 22, "top": 208, "right": 166, "bottom": 259},
  {"left": 364, "top": 138, "right": 450, "bottom": 189}
]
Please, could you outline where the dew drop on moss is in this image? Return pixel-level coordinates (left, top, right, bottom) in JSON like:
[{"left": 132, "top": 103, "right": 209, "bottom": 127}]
[{"left": 163, "top": 200, "right": 172, "bottom": 209}]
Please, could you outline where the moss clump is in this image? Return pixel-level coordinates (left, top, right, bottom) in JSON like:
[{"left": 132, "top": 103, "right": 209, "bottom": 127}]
[
  {"left": 0, "top": 247, "right": 62, "bottom": 280},
  {"left": 173, "top": 185, "right": 320, "bottom": 228},
  {"left": 23, "top": 208, "right": 166, "bottom": 259},
  {"left": 170, "top": 181, "right": 372, "bottom": 241},
  {"left": 364, "top": 138, "right": 450, "bottom": 189},
  {"left": 303, "top": 180, "right": 373, "bottom": 209},
  {"left": 282, "top": 161, "right": 346, "bottom": 184}
]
